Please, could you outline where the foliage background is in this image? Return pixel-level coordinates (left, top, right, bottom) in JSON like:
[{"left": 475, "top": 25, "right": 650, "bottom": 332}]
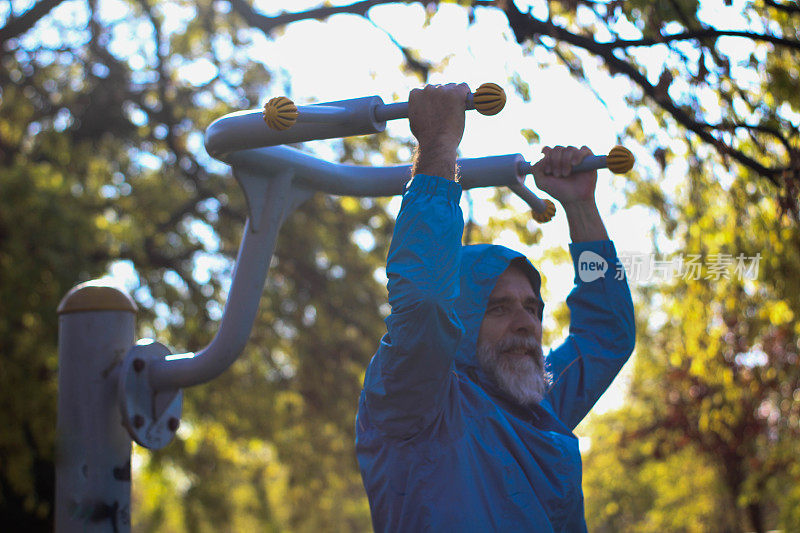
[{"left": 1, "top": 0, "right": 798, "bottom": 531}]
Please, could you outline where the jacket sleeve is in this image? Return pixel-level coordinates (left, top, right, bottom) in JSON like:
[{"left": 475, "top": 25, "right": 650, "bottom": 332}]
[
  {"left": 363, "top": 174, "right": 464, "bottom": 439},
  {"left": 544, "top": 240, "right": 636, "bottom": 430}
]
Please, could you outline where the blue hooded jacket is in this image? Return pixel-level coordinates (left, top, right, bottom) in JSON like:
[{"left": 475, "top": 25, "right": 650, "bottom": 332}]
[{"left": 356, "top": 174, "right": 635, "bottom": 532}]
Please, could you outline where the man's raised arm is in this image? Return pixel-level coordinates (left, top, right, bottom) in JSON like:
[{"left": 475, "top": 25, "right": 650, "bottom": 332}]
[
  {"left": 533, "top": 146, "right": 636, "bottom": 429},
  {"left": 362, "top": 84, "right": 470, "bottom": 439}
]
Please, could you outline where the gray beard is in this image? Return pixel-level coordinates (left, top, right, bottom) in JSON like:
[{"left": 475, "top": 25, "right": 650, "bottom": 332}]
[{"left": 476, "top": 334, "right": 550, "bottom": 406}]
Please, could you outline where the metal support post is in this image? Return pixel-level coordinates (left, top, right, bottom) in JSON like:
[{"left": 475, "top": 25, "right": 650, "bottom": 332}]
[{"left": 56, "top": 281, "right": 137, "bottom": 532}]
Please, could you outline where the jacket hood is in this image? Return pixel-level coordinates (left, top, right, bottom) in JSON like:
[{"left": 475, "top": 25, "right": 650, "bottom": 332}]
[{"left": 454, "top": 244, "right": 542, "bottom": 369}]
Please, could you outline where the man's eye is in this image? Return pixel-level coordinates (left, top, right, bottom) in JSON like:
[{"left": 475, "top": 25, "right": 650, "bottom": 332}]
[{"left": 526, "top": 306, "right": 539, "bottom": 315}]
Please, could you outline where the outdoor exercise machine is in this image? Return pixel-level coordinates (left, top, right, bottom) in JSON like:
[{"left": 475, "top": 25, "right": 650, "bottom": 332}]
[{"left": 55, "top": 83, "right": 634, "bottom": 531}]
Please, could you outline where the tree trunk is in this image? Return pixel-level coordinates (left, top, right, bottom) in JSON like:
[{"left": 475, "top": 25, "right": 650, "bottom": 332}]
[{"left": 746, "top": 501, "right": 764, "bottom": 533}]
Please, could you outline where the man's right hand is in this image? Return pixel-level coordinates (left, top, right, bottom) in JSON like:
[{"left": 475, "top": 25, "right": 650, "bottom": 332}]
[{"left": 409, "top": 83, "right": 470, "bottom": 181}]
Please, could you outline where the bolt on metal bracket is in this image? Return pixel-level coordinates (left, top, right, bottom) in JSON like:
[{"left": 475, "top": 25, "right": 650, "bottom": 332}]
[{"left": 118, "top": 339, "right": 183, "bottom": 449}]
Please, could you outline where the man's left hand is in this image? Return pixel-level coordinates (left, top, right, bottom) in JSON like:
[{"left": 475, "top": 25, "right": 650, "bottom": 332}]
[{"left": 531, "top": 145, "right": 597, "bottom": 206}]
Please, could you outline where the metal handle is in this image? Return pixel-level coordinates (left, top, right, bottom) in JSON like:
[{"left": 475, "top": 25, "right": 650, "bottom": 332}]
[
  {"left": 372, "top": 82, "right": 506, "bottom": 122},
  {"left": 512, "top": 146, "right": 636, "bottom": 223},
  {"left": 262, "top": 82, "right": 506, "bottom": 131},
  {"left": 207, "top": 84, "right": 508, "bottom": 160},
  {"left": 517, "top": 145, "right": 635, "bottom": 176}
]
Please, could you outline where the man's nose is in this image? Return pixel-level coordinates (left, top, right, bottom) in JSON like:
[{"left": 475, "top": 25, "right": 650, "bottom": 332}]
[{"left": 511, "top": 306, "right": 541, "bottom": 336}]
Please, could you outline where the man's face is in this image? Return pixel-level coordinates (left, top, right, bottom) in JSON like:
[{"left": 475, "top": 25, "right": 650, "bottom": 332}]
[{"left": 476, "top": 265, "right": 547, "bottom": 406}]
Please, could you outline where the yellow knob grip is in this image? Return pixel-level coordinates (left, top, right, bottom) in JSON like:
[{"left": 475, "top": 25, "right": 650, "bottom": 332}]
[
  {"left": 262, "top": 96, "right": 299, "bottom": 131},
  {"left": 532, "top": 199, "right": 556, "bottom": 223},
  {"left": 472, "top": 83, "right": 506, "bottom": 116},
  {"left": 606, "top": 145, "right": 635, "bottom": 174}
]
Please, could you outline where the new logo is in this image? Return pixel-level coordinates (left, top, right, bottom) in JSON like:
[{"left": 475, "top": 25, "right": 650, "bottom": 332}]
[{"left": 578, "top": 251, "right": 608, "bottom": 282}]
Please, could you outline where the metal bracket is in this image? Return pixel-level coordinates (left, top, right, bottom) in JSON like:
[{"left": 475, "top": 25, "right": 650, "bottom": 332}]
[{"left": 118, "top": 339, "right": 183, "bottom": 449}]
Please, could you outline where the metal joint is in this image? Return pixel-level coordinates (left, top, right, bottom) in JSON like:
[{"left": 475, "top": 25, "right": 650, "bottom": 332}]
[{"left": 118, "top": 340, "right": 183, "bottom": 450}]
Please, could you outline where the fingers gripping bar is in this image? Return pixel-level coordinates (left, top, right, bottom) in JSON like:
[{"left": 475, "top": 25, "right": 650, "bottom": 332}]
[
  {"left": 513, "top": 145, "right": 635, "bottom": 223},
  {"left": 373, "top": 85, "right": 505, "bottom": 122},
  {"left": 516, "top": 146, "right": 635, "bottom": 176}
]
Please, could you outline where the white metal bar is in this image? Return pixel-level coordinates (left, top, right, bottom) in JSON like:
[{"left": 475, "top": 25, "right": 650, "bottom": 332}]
[
  {"left": 147, "top": 170, "right": 298, "bottom": 391},
  {"left": 292, "top": 104, "right": 349, "bottom": 123},
  {"left": 205, "top": 96, "right": 386, "bottom": 160},
  {"left": 517, "top": 154, "right": 608, "bottom": 175},
  {"left": 226, "top": 145, "right": 524, "bottom": 198},
  {"left": 372, "top": 93, "right": 478, "bottom": 122},
  {"left": 508, "top": 182, "right": 550, "bottom": 214},
  {"left": 56, "top": 293, "right": 135, "bottom": 532}
]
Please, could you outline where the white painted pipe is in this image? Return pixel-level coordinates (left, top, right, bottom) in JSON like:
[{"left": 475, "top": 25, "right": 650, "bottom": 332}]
[{"left": 56, "top": 283, "right": 137, "bottom": 532}]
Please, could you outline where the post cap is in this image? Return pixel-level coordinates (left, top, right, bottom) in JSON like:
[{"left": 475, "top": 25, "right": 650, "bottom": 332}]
[{"left": 57, "top": 280, "right": 138, "bottom": 315}]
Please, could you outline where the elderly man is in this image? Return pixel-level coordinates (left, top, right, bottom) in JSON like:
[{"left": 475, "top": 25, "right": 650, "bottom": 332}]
[{"left": 355, "top": 83, "right": 635, "bottom": 532}]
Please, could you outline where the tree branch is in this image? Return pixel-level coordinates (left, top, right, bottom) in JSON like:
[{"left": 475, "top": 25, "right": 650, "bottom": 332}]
[
  {"left": 363, "top": 17, "right": 431, "bottom": 80},
  {"left": 763, "top": 0, "right": 800, "bottom": 15},
  {"left": 702, "top": 121, "right": 794, "bottom": 153},
  {"left": 225, "top": 0, "right": 399, "bottom": 35},
  {"left": 497, "top": 2, "right": 782, "bottom": 186},
  {"left": 226, "top": 0, "right": 437, "bottom": 80},
  {"left": 0, "top": 0, "right": 66, "bottom": 48},
  {"left": 604, "top": 28, "right": 800, "bottom": 52}
]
